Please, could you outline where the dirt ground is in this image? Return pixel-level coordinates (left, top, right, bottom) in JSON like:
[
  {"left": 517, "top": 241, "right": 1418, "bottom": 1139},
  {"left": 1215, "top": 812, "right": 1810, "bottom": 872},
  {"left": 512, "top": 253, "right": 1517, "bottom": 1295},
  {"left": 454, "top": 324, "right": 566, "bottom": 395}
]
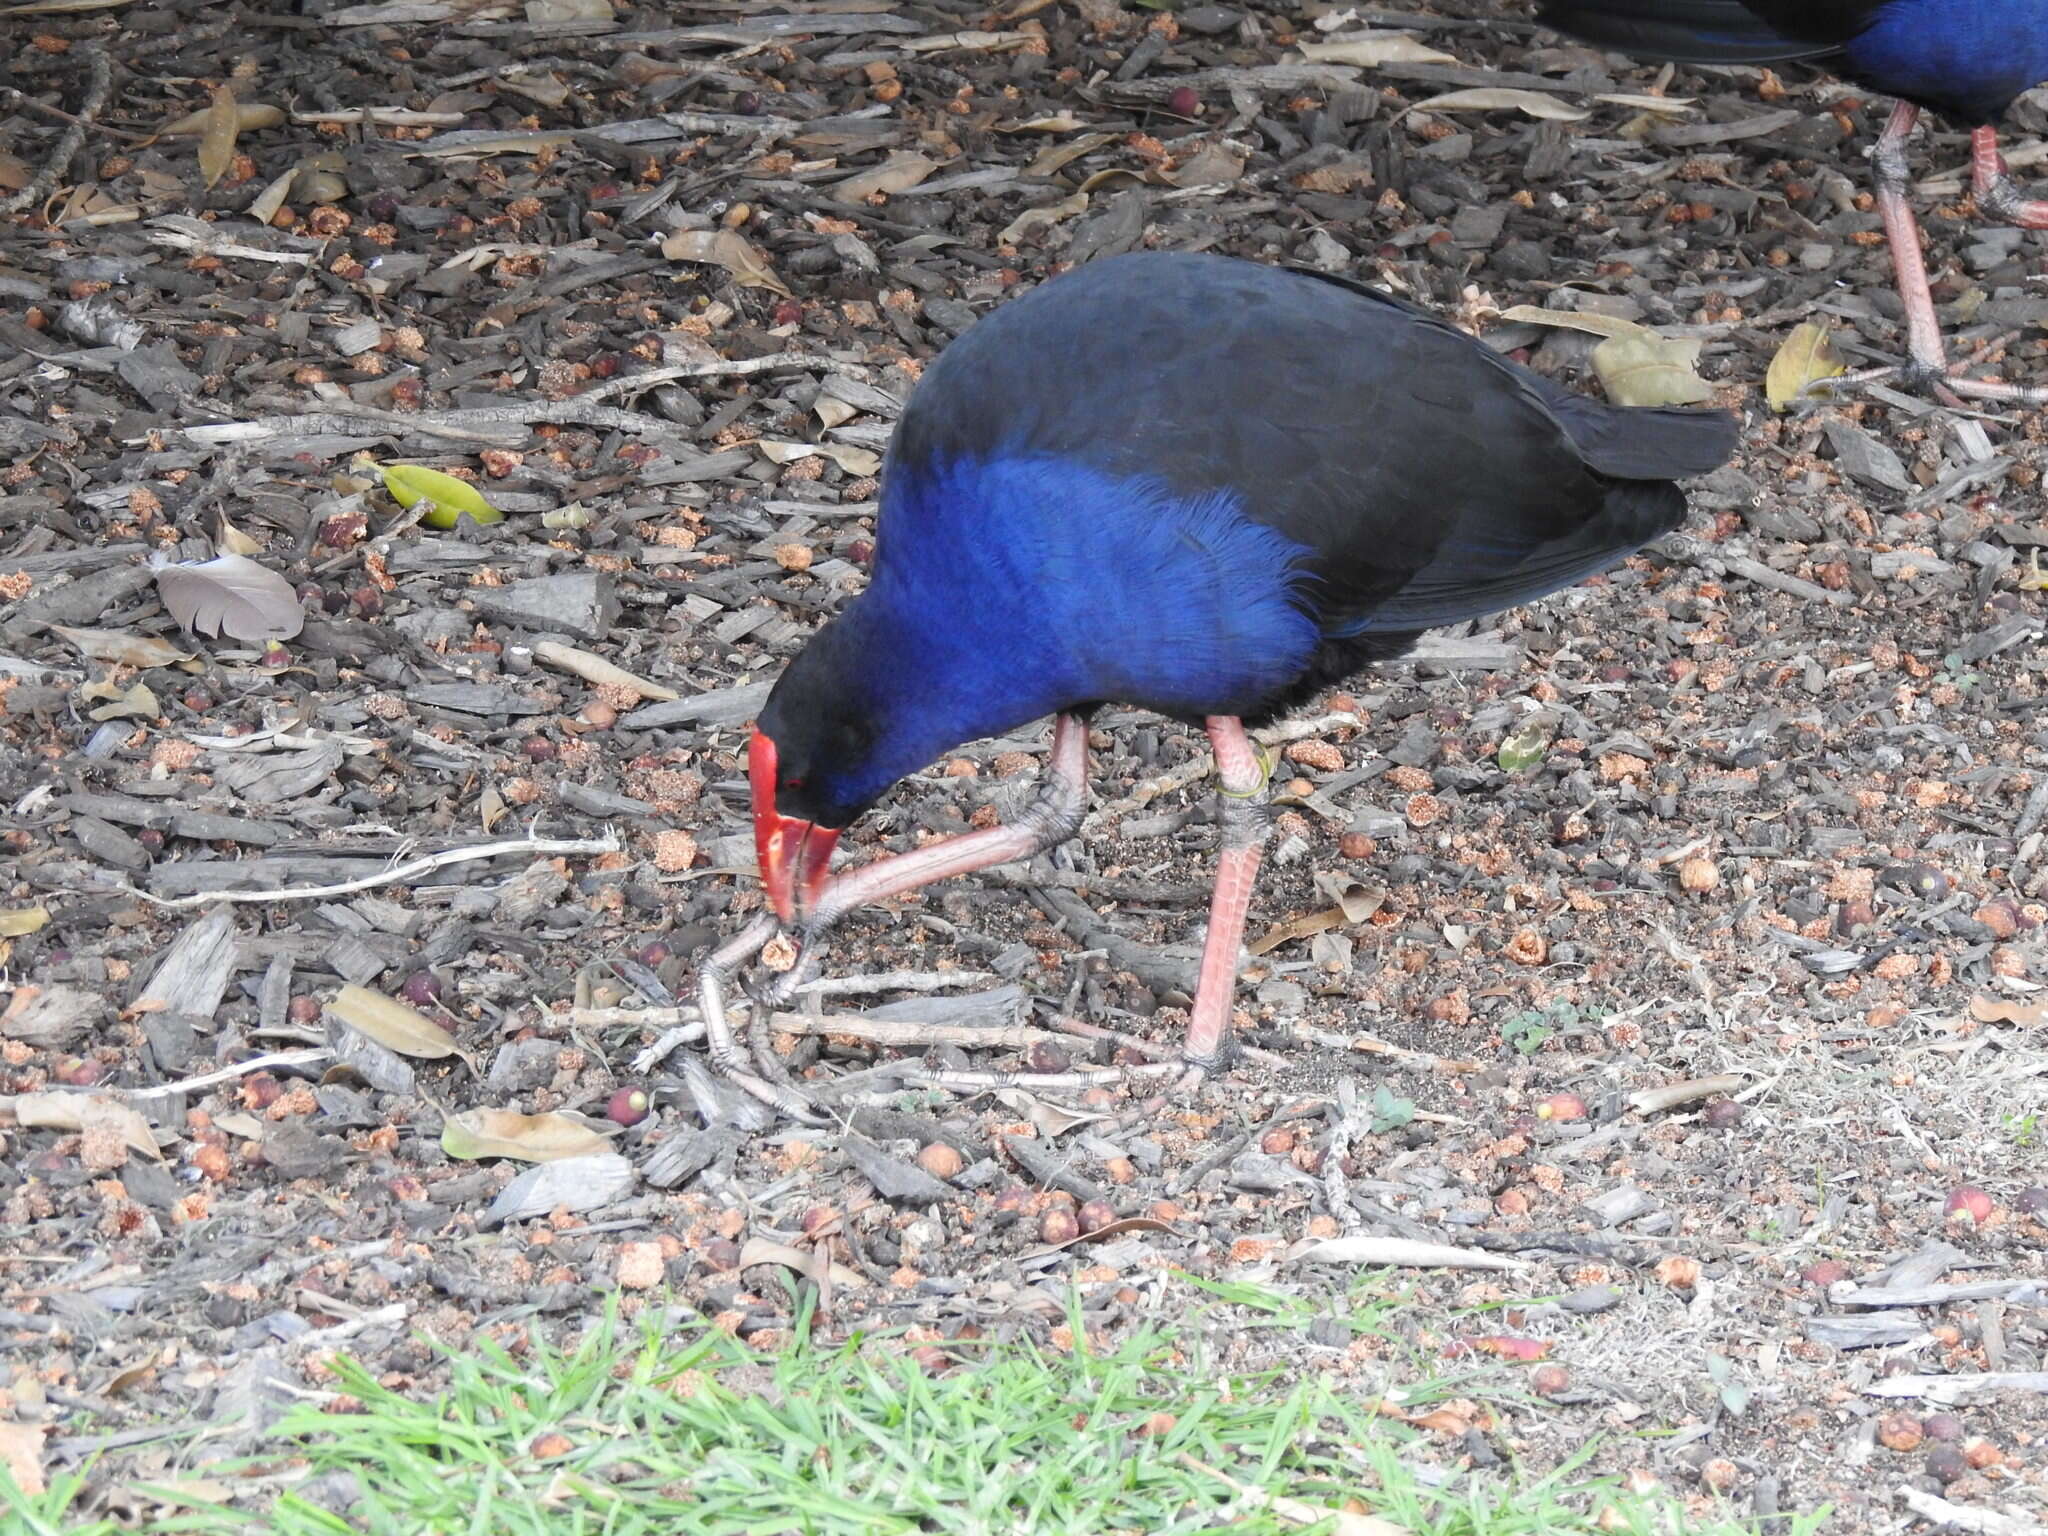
[{"left": 1, "top": 0, "right": 2045, "bottom": 1529}]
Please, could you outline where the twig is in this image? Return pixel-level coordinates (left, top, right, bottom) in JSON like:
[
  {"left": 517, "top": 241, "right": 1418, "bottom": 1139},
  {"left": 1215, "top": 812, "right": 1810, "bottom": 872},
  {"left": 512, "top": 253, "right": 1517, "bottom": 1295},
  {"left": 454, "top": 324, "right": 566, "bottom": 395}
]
[
  {"left": 1894, "top": 1485, "right": 2042, "bottom": 1536},
  {"left": 119, "top": 1048, "right": 333, "bottom": 1102},
  {"left": 288, "top": 1301, "right": 410, "bottom": 1353},
  {"left": 1002, "top": 1132, "right": 1108, "bottom": 1205},
  {"left": 1286, "top": 1022, "right": 1481, "bottom": 1074},
  {"left": 578, "top": 352, "right": 841, "bottom": 404},
  {"left": 1048, "top": 1013, "right": 1177, "bottom": 1059},
  {"left": 1324, "top": 1078, "right": 1371, "bottom": 1233},
  {"left": 795, "top": 970, "right": 1000, "bottom": 997},
  {"left": 1625, "top": 1072, "right": 1747, "bottom": 1116},
  {"left": 2, "top": 50, "right": 112, "bottom": 216},
  {"left": 1720, "top": 556, "right": 1855, "bottom": 608},
  {"left": 1864, "top": 1371, "right": 2048, "bottom": 1405},
  {"left": 905, "top": 1061, "right": 1180, "bottom": 1093},
  {"left": 113, "top": 832, "right": 623, "bottom": 908},
  {"left": 582, "top": 1002, "right": 1054, "bottom": 1051}
]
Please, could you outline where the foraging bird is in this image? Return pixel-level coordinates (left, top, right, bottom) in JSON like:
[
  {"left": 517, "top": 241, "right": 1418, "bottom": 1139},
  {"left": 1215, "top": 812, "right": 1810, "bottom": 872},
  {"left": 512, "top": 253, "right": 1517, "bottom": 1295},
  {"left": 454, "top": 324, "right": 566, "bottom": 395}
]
[
  {"left": 1534, "top": 0, "right": 2048, "bottom": 402},
  {"left": 744, "top": 252, "right": 1735, "bottom": 1083}
]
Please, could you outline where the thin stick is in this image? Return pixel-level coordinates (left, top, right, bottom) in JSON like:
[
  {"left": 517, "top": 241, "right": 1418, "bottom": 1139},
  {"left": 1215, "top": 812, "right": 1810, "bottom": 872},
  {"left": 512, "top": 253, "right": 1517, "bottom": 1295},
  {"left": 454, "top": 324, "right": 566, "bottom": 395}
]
[
  {"left": 581, "top": 1003, "right": 1053, "bottom": 1051},
  {"left": 119, "top": 1048, "right": 333, "bottom": 1102},
  {"left": 794, "top": 970, "right": 1000, "bottom": 997},
  {"left": 3, "top": 51, "right": 112, "bottom": 216},
  {"left": 112, "top": 832, "right": 623, "bottom": 909}
]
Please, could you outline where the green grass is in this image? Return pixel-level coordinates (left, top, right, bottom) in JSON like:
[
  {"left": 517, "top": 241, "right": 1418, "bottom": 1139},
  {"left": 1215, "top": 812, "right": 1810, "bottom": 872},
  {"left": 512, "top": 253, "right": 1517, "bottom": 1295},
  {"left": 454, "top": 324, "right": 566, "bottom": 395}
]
[{"left": 6, "top": 1286, "right": 1826, "bottom": 1536}]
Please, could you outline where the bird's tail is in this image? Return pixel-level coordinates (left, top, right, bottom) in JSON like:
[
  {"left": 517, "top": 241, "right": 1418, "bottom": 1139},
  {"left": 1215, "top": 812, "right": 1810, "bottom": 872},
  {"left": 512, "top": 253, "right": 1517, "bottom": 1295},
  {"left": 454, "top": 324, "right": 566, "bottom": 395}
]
[
  {"left": 1535, "top": 0, "right": 1835, "bottom": 65},
  {"left": 1539, "top": 391, "right": 1740, "bottom": 483}
]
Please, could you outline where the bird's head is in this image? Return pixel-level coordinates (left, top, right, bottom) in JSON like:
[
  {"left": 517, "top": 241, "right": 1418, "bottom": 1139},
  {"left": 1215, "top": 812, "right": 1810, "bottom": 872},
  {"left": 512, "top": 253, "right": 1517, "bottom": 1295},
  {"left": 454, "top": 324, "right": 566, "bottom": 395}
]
[{"left": 748, "top": 628, "right": 893, "bottom": 924}]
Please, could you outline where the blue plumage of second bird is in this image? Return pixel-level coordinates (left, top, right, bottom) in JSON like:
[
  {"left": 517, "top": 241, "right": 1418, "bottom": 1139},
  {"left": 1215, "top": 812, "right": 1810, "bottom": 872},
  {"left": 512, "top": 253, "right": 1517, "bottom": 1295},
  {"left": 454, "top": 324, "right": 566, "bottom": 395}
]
[{"left": 1535, "top": 0, "right": 2048, "bottom": 124}]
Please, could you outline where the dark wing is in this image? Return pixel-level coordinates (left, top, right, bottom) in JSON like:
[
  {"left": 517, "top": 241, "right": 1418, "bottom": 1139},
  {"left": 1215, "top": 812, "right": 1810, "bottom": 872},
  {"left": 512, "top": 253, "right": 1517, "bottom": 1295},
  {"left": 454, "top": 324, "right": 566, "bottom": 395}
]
[
  {"left": 890, "top": 251, "right": 1732, "bottom": 640},
  {"left": 1534, "top": 0, "right": 1862, "bottom": 61}
]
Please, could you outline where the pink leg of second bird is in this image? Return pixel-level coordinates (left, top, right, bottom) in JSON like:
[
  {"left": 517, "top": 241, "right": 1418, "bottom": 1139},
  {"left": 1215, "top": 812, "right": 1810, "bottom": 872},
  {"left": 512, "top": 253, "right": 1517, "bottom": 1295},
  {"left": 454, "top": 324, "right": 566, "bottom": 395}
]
[
  {"left": 1179, "top": 715, "right": 1273, "bottom": 1078},
  {"left": 1867, "top": 105, "right": 2048, "bottom": 403},
  {"left": 1971, "top": 126, "right": 2048, "bottom": 231},
  {"left": 1870, "top": 103, "right": 1952, "bottom": 382}
]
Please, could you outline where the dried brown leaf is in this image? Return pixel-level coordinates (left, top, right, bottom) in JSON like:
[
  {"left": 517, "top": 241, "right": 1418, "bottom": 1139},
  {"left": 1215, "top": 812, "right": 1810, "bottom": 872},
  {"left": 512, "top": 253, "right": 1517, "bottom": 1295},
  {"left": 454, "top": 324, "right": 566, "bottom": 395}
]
[
  {"left": 999, "top": 191, "right": 1088, "bottom": 246},
  {"left": 325, "top": 983, "right": 461, "bottom": 1059},
  {"left": 50, "top": 626, "right": 193, "bottom": 668},
  {"left": 80, "top": 678, "right": 161, "bottom": 721},
  {"left": 735, "top": 1236, "right": 864, "bottom": 1288},
  {"left": 1969, "top": 994, "right": 2048, "bottom": 1026},
  {"left": 1592, "top": 330, "right": 1715, "bottom": 407},
  {"left": 657, "top": 228, "right": 791, "bottom": 296},
  {"left": 441, "top": 1108, "right": 617, "bottom": 1163},
  {"left": 0, "top": 907, "right": 50, "bottom": 937},
  {"left": 1409, "top": 88, "right": 1589, "bottom": 122},
  {"left": 157, "top": 101, "right": 285, "bottom": 140},
  {"left": 198, "top": 85, "right": 240, "bottom": 190},
  {"left": 1180, "top": 1455, "right": 1408, "bottom": 1535},
  {"left": 1765, "top": 321, "right": 1846, "bottom": 411},
  {"left": 1298, "top": 33, "right": 1456, "bottom": 67},
  {"left": 758, "top": 439, "right": 881, "bottom": 477},
  {"left": 834, "top": 151, "right": 936, "bottom": 203},
  {"left": 1495, "top": 304, "right": 1655, "bottom": 342},
  {"left": 10, "top": 1092, "right": 163, "bottom": 1161}
]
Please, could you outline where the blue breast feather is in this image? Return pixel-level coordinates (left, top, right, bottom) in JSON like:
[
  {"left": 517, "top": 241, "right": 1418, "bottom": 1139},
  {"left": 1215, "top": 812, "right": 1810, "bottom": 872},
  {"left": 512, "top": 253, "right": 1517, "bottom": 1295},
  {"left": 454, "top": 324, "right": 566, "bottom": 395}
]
[
  {"left": 865, "top": 453, "right": 1330, "bottom": 729},
  {"left": 1849, "top": 0, "right": 2048, "bottom": 119}
]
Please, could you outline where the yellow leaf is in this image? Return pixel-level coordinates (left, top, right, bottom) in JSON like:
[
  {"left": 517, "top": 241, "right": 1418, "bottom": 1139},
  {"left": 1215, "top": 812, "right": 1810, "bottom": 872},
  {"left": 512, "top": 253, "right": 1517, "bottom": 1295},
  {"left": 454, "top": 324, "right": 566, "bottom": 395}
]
[
  {"left": 1494, "top": 304, "right": 1656, "bottom": 342},
  {"left": 380, "top": 463, "right": 504, "bottom": 529},
  {"left": 80, "top": 679, "right": 161, "bottom": 721},
  {"left": 216, "top": 514, "right": 263, "bottom": 556},
  {"left": 325, "top": 983, "right": 461, "bottom": 1059},
  {"left": 198, "top": 85, "right": 239, "bottom": 190},
  {"left": 1764, "top": 321, "right": 1846, "bottom": 412},
  {"left": 157, "top": 102, "right": 285, "bottom": 140},
  {"left": 0, "top": 907, "right": 49, "bottom": 937},
  {"left": 441, "top": 1107, "right": 617, "bottom": 1163},
  {"left": 1592, "top": 330, "right": 1715, "bottom": 407}
]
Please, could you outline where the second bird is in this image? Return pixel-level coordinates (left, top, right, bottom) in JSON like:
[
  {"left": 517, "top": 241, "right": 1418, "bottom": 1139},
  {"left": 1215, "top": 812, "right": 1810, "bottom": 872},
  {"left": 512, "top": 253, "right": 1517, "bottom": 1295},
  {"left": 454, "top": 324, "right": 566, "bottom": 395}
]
[
  {"left": 1536, "top": 0, "right": 2048, "bottom": 401},
  {"left": 748, "top": 252, "right": 1736, "bottom": 1081}
]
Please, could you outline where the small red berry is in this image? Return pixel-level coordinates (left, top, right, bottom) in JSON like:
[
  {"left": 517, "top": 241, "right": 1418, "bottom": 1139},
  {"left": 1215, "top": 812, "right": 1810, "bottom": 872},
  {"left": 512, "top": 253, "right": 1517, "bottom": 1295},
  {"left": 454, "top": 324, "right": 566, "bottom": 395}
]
[{"left": 606, "top": 1086, "right": 650, "bottom": 1126}]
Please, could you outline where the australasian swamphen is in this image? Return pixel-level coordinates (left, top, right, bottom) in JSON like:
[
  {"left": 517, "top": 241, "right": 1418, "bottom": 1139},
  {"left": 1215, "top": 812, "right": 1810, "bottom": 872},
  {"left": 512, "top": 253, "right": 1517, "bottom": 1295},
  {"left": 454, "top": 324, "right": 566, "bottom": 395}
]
[
  {"left": 710, "top": 252, "right": 1735, "bottom": 1113},
  {"left": 1535, "top": 0, "right": 2048, "bottom": 403}
]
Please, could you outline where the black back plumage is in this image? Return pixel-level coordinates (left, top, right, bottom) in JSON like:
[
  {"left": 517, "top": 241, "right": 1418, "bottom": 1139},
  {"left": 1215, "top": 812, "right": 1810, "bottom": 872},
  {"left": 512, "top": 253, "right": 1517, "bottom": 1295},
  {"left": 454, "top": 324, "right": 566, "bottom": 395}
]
[{"left": 892, "top": 252, "right": 1733, "bottom": 678}]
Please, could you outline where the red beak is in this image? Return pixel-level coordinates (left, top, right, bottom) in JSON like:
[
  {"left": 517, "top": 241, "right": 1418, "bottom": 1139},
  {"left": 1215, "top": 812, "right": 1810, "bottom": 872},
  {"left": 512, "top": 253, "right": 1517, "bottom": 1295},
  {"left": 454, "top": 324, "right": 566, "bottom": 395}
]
[{"left": 749, "top": 726, "right": 839, "bottom": 924}]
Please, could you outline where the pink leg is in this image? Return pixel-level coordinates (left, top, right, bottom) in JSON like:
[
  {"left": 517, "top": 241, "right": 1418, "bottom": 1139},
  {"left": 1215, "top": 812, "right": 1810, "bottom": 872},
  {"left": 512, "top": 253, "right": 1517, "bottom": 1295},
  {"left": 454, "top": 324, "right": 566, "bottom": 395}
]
[
  {"left": 1870, "top": 102, "right": 1951, "bottom": 381},
  {"left": 756, "top": 713, "right": 1090, "bottom": 1003},
  {"left": 1971, "top": 125, "right": 2048, "bottom": 230},
  {"left": 1181, "top": 715, "right": 1272, "bottom": 1075},
  {"left": 1862, "top": 110, "right": 2048, "bottom": 403}
]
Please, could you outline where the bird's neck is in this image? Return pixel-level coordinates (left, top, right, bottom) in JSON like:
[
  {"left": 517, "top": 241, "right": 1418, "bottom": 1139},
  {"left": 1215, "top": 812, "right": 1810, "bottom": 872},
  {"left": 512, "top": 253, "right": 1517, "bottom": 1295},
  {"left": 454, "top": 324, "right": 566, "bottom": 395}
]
[{"left": 818, "top": 588, "right": 1076, "bottom": 795}]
